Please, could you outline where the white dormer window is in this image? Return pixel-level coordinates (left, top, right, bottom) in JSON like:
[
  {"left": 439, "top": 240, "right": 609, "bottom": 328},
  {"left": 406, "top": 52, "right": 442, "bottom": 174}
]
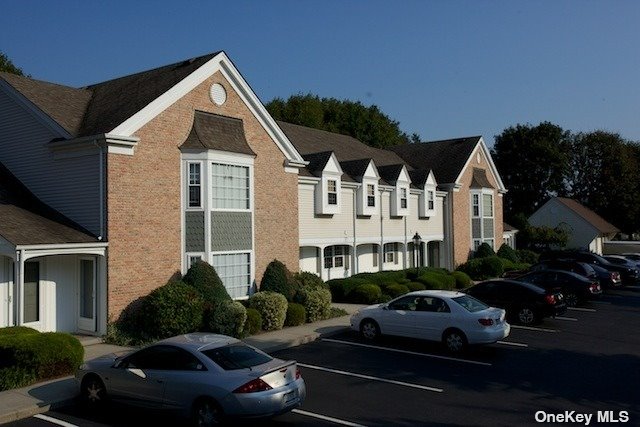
[
  {"left": 327, "top": 180, "right": 338, "bottom": 205},
  {"left": 390, "top": 166, "right": 411, "bottom": 217},
  {"left": 315, "top": 152, "right": 343, "bottom": 215},
  {"left": 419, "top": 170, "right": 437, "bottom": 218},
  {"left": 356, "top": 160, "right": 380, "bottom": 216},
  {"left": 367, "top": 184, "right": 376, "bottom": 207},
  {"left": 400, "top": 188, "right": 408, "bottom": 209}
]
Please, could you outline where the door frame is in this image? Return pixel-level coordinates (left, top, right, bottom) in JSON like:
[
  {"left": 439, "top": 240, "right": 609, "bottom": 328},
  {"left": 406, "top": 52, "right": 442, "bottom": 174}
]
[{"left": 77, "top": 256, "right": 97, "bottom": 332}]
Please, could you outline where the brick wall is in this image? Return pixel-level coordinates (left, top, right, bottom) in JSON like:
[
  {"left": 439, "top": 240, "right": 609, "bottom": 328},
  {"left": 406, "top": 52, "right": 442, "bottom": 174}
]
[
  {"left": 106, "top": 71, "right": 299, "bottom": 318},
  {"left": 451, "top": 146, "right": 504, "bottom": 267}
]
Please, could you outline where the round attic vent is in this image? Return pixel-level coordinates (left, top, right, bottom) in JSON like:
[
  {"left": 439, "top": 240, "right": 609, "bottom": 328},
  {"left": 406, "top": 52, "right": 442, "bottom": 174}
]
[{"left": 210, "top": 83, "right": 227, "bottom": 106}]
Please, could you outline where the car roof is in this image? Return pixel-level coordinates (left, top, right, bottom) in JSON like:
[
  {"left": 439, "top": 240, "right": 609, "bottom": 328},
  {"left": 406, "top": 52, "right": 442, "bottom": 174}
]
[
  {"left": 530, "top": 269, "right": 590, "bottom": 281},
  {"left": 158, "top": 333, "right": 241, "bottom": 352},
  {"left": 478, "top": 278, "right": 545, "bottom": 293},
  {"left": 405, "top": 290, "right": 466, "bottom": 298}
]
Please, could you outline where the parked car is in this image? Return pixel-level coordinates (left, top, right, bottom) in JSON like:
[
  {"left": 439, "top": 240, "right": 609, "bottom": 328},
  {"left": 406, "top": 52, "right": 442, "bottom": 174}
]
[
  {"left": 540, "top": 250, "right": 638, "bottom": 285},
  {"left": 76, "top": 333, "right": 306, "bottom": 425},
  {"left": 621, "top": 252, "right": 640, "bottom": 262},
  {"left": 464, "top": 279, "right": 566, "bottom": 325},
  {"left": 515, "top": 270, "right": 602, "bottom": 307},
  {"left": 529, "top": 260, "right": 598, "bottom": 281},
  {"left": 589, "top": 263, "right": 623, "bottom": 289},
  {"left": 350, "top": 290, "right": 510, "bottom": 353},
  {"left": 605, "top": 255, "right": 640, "bottom": 270}
]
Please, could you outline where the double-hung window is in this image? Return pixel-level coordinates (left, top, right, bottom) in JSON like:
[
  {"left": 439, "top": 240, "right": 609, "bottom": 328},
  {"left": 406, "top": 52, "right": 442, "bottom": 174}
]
[
  {"left": 327, "top": 180, "right": 338, "bottom": 205},
  {"left": 427, "top": 190, "right": 434, "bottom": 210},
  {"left": 188, "top": 163, "right": 202, "bottom": 208},
  {"left": 400, "top": 188, "right": 408, "bottom": 209},
  {"left": 471, "top": 191, "right": 494, "bottom": 249},
  {"left": 367, "top": 184, "right": 376, "bottom": 207},
  {"left": 384, "top": 243, "right": 398, "bottom": 264},
  {"left": 212, "top": 163, "right": 250, "bottom": 209},
  {"left": 324, "top": 246, "right": 348, "bottom": 269},
  {"left": 212, "top": 253, "right": 251, "bottom": 299}
]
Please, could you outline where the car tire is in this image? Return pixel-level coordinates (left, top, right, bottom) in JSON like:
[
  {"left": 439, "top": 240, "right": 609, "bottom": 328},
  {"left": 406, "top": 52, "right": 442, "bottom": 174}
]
[
  {"left": 517, "top": 306, "right": 539, "bottom": 325},
  {"left": 360, "top": 319, "right": 380, "bottom": 341},
  {"left": 442, "top": 329, "right": 467, "bottom": 353},
  {"left": 564, "top": 292, "right": 579, "bottom": 307},
  {"left": 192, "top": 397, "right": 223, "bottom": 427},
  {"left": 80, "top": 374, "right": 107, "bottom": 409}
]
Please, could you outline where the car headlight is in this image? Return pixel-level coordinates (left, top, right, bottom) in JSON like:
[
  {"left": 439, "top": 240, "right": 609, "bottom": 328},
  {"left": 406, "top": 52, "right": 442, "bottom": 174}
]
[{"left": 79, "top": 363, "right": 88, "bottom": 370}]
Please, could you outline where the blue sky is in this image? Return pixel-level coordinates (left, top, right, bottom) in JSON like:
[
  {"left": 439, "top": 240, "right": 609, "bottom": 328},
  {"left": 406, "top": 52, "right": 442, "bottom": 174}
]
[{"left": 2, "top": 1, "right": 639, "bottom": 145}]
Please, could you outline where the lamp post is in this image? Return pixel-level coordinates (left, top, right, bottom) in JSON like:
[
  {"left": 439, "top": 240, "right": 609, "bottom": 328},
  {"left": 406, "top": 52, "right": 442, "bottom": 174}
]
[{"left": 412, "top": 232, "right": 422, "bottom": 275}]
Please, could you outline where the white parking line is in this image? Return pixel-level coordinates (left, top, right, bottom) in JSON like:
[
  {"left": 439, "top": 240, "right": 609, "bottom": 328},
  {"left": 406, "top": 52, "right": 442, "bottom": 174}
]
[
  {"left": 292, "top": 409, "right": 367, "bottom": 426},
  {"left": 555, "top": 316, "right": 578, "bottom": 321},
  {"left": 591, "top": 300, "right": 611, "bottom": 304},
  {"left": 625, "top": 285, "right": 640, "bottom": 290},
  {"left": 496, "top": 340, "right": 528, "bottom": 348},
  {"left": 568, "top": 307, "right": 596, "bottom": 312},
  {"left": 321, "top": 338, "right": 492, "bottom": 366},
  {"left": 510, "top": 325, "right": 558, "bottom": 333},
  {"left": 33, "top": 414, "right": 78, "bottom": 427},
  {"left": 298, "top": 363, "right": 443, "bottom": 393}
]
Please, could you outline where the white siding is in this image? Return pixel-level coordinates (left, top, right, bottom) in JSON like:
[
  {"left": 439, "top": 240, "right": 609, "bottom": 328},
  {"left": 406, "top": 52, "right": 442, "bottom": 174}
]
[
  {"left": 299, "top": 184, "right": 354, "bottom": 242},
  {"left": 42, "top": 255, "right": 77, "bottom": 332},
  {"left": 0, "top": 91, "right": 101, "bottom": 235},
  {"left": 381, "top": 192, "right": 405, "bottom": 238},
  {"left": 357, "top": 244, "right": 378, "bottom": 273},
  {"left": 0, "top": 257, "right": 11, "bottom": 328},
  {"left": 406, "top": 194, "right": 445, "bottom": 241},
  {"left": 299, "top": 246, "right": 320, "bottom": 274}
]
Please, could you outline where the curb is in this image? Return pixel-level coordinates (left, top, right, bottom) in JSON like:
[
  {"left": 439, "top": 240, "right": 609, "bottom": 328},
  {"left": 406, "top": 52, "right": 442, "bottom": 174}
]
[{"left": 253, "top": 325, "right": 349, "bottom": 353}]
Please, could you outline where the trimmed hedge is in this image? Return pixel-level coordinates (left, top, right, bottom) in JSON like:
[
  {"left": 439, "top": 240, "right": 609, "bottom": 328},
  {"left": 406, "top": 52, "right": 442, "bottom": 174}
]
[
  {"left": 381, "top": 283, "right": 410, "bottom": 298},
  {"left": 244, "top": 308, "right": 262, "bottom": 336},
  {"left": 261, "top": 260, "right": 297, "bottom": 301},
  {"left": 327, "top": 278, "right": 370, "bottom": 302},
  {"left": 295, "top": 287, "right": 332, "bottom": 323},
  {"left": 451, "top": 271, "right": 472, "bottom": 289},
  {"left": 475, "top": 242, "right": 497, "bottom": 258},
  {"left": 0, "top": 327, "right": 39, "bottom": 337},
  {"left": 406, "top": 282, "right": 426, "bottom": 291},
  {"left": 497, "top": 244, "right": 519, "bottom": 262},
  {"left": 457, "top": 256, "right": 505, "bottom": 280},
  {"left": 352, "top": 270, "right": 408, "bottom": 286},
  {"left": 0, "top": 330, "right": 83, "bottom": 391},
  {"left": 209, "top": 300, "right": 247, "bottom": 338},
  {"left": 139, "top": 281, "right": 204, "bottom": 339},
  {"left": 249, "top": 291, "right": 288, "bottom": 331},
  {"left": 285, "top": 303, "right": 307, "bottom": 327},
  {"left": 416, "top": 271, "right": 455, "bottom": 290},
  {"left": 183, "top": 261, "right": 231, "bottom": 303},
  {"left": 294, "top": 271, "right": 328, "bottom": 290},
  {"left": 516, "top": 249, "right": 539, "bottom": 264},
  {"left": 349, "top": 284, "right": 382, "bottom": 304}
]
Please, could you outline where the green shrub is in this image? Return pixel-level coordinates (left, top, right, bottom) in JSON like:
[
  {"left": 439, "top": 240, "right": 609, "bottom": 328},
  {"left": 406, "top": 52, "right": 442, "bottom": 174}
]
[
  {"left": 209, "top": 300, "right": 247, "bottom": 338},
  {"left": 284, "top": 303, "right": 306, "bottom": 326},
  {"left": 457, "top": 256, "right": 504, "bottom": 280},
  {"left": 183, "top": 261, "right": 230, "bottom": 326},
  {"left": 0, "top": 327, "right": 39, "bottom": 336},
  {"left": 295, "top": 287, "right": 332, "bottom": 322},
  {"left": 352, "top": 271, "right": 407, "bottom": 286},
  {"left": 243, "top": 308, "right": 262, "bottom": 336},
  {"left": 450, "top": 271, "right": 472, "bottom": 289},
  {"left": 416, "top": 271, "right": 455, "bottom": 290},
  {"left": 260, "top": 260, "right": 297, "bottom": 301},
  {"left": 406, "top": 282, "right": 426, "bottom": 291},
  {"left": 249, "top": 291, "right": 288, "bottom": 331},
  {"left": 497, "top": 244, "right": 519, "bottom": 262},
  {"left": 379, "top": 294, "right": 393, "bottom": 303},
  {"left": 327, "top": 278, "right": 369, "bottom": 302},
  {"left": 139, "top": 281, "right": 203, "bottom": 339},
  {"left": 0, "top": 332, "right": 83, "bottom": 391},
  {"left": 382, "top": 283, "right": 410, "bottom": 298},
  {"left": 349, "top": 284, "right": 382, "bottom": 304},
  {"left": 294, "top": 271, "right": 328, "bottom": 289},
  {"left": 398, "top": 278, "right": 412, "bottom": 284},
  {"left": 475, "top": 242, "right": 496, "bottom": 258},
  {"left": 516, "top": 249, "right": 539, "bottom": 264}
]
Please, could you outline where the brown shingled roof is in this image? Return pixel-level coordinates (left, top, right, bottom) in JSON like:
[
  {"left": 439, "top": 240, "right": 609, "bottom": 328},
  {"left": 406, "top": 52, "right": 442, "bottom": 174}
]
[
  {"left": 388, "top": 136, "right": 480, "bottom": 184},
  {"left": 555, "top": 197, "right": 619, "bottom": 234},
  {"left": 180, "top": 111, "right": 255, "bottom": 156},
  {"left": 0, "top": 163, "right": 98, "bottom": 245}
]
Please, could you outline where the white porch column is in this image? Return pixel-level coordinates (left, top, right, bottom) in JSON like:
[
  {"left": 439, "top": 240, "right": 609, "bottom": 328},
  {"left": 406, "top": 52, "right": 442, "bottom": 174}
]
[
  {"left": 98, "top": 254, "right": 108, "bottom": 335},
  {"left": 14, "top": 250, "right": 24, "bottom": 326}
]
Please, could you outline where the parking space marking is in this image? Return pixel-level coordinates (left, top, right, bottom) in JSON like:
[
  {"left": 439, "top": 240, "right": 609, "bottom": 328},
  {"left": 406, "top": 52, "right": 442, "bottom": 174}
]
[
  {"left": 625, "top": 285, "right": 640, "bottom": 290},
  {"left": 34, "top": 414, "right": 78, "bottom": 427},
  {"left": 555, "top": 316, "right": 578, "bottom": 321},
  {"left": 591, "top": 300, "right": 611, "bottom": 304},
  {"left": 510, "top": 325, "right": 558, "bottom": 332},
  {"left": 292, "top": 409, "right": 367, "bottom": 426},
  {"left": 568, "top": 307, "right": 596, "bottom": 312},
  {"left": 298, "top": 363, "right": 444, "bottom": 393},
  {"left": 321, "top": 338, "right": 492, "bottom": 366},
  {"left": 496, "top": 340, "right": 528, "bottom": 348}
]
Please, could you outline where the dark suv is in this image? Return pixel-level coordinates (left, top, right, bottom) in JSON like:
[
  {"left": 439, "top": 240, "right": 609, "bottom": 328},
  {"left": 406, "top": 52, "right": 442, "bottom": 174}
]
[
  {"left": 540, "top": 251, "right": 638, "bottom": 285},
  {"left": 529, "top": 259, "right": 622, "bottom": 289}
]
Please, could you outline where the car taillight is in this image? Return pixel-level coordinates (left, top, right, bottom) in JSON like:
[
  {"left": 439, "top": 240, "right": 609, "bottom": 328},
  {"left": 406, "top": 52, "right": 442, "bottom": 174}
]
[
  {"left": 295, "top": 367, "right": 301, "bottom": 380},
  {"left": 611, "top": 272, "right": 621, "bottom": 282},
  {"left": 233, "top": 378, "right": 273, "bottom": 393},
  {"left": 478, "top": 318, "right": 494, "bottom": 326},
  {"left": 590, "top": 283, "right": 600, "bottom": 292},
  {"left": 545, "top": 294, "right": 556, "bottom": 305}
]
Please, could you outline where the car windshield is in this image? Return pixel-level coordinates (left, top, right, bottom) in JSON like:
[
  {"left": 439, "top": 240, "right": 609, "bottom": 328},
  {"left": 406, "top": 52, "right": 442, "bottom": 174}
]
[
  {"left": 452, "top": 295, "right": 489, "bottom": 312},
  {"left": 201, "top": 343, "right": 272, "bottom": 370}
]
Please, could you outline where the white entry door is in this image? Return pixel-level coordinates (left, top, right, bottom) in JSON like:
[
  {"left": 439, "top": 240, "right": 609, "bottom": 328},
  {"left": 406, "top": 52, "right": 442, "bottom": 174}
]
[{"left": 78, "top": 258, "right": 96, "bottom": 332}]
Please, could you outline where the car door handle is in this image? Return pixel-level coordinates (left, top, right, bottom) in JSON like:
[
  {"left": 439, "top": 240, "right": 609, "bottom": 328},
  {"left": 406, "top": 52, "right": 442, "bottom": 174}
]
[{"left": 156, "top": 379, "right": 164, "bottom": 384}]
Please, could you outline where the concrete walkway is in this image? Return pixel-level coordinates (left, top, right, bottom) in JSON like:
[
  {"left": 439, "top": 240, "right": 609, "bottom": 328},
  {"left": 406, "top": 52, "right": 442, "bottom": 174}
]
[{"left": 0, "top": 303, "right": 365, "bottom": 424}]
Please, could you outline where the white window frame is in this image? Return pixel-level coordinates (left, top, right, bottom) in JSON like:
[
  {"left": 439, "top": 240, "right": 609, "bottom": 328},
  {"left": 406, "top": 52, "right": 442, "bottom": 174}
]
[
  {"left": 470, "top": 189, "right": 495, "bottom": 251},
  {"left": 367, "top": 184, "right": 376, "bottom": 207},
  {"left": 327, "top": 179, "right": 338, "bottom": 206},
  {"left": 186, "top": 253, "right": 205, "bottom": 269},
  {"left": 428, "top": 190, "right": 434, "bottom": 210},
  {"left": 211, "top": 162, "right": 251, "bottom": 212},
  {"left": 384, "top": 243, "right": 398, "bottom": 264},
  {"left": 211, "top": 251, "right": 253, "bottom": 300},
  {"left": 324, "top": 246, "right": 349, "bottom": 269},
  {"left": 186, "top": 161, "right": 203, "bottom": 210}
]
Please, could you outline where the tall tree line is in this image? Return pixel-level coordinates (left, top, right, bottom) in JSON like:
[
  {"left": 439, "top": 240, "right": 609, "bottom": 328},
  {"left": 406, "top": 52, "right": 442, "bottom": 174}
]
[{"left": 492, "top": 122, "right": 640, "bottom": 235}]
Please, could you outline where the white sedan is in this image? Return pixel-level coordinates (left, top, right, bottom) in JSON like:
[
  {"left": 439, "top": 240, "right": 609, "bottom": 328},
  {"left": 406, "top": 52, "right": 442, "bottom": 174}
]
[{"left": 350, "top": 290, "right": 510, "bottom": 352}]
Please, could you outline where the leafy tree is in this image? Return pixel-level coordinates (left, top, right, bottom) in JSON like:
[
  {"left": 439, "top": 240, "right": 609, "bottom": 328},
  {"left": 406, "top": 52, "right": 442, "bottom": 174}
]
[
  {"left": 492, "top": 122, "right": 570, "bottom": 221},
  {"left": 266, "top": 94, "right": 416, "bottom": 148},
  {"left": 0, "top": 52, "right": 25, "bottom": 76},
  {"left": 564, "top": 131, "right": 640, "bottom": 234},
  {"left": 510, "top": 213, "right": 569, "bottom": 251}
]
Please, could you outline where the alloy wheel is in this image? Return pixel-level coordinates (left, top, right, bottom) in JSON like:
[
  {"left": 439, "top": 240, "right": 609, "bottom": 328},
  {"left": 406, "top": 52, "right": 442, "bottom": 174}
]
[
  {"left": 195, "top": 399, "right": 221, "bottom": 427},
  {"left": 444, "top": 331, "right": 466, "bottom": 353},
  {"left": 518, "top": 307, "right": 536, "bottom": 325},
  {"left": 360, "top": 320, "right": 379, "bottom": 340},
  {"left": 82, "top": 376, "right": 106, "bottom": 407},
  {"left": 565, "top": 293, "right": 579, "bottom": 307}
]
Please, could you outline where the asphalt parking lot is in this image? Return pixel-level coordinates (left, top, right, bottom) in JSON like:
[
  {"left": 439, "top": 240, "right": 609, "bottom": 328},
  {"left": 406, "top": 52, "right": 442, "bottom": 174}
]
[{"left": 8, "top": 289, "right": 640, "bottom": 427}]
